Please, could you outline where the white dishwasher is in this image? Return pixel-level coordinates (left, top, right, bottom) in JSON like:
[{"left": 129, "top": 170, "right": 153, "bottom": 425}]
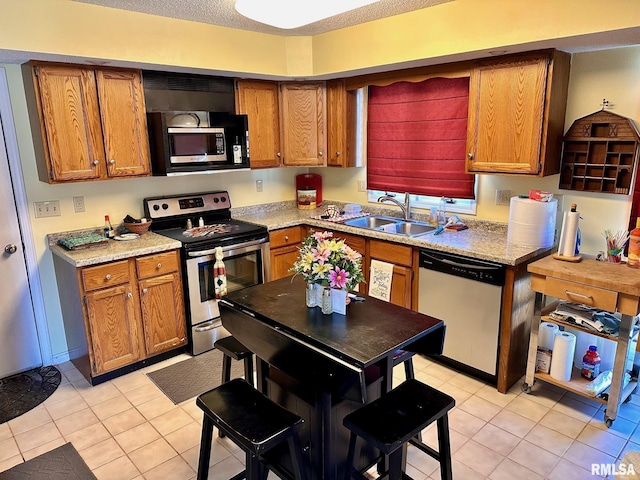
[{"left": 418, "top": 249, "right": 505, "bottom": 381}]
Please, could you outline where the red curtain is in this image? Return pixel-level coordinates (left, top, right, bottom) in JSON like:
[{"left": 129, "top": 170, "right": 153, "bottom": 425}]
[{"left": 367, "top": 77, "right": 474, "bottom": 199}]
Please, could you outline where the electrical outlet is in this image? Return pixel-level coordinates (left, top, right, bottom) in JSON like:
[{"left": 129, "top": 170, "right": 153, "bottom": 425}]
[
  {"left": 495, "top": 189, "right": 512, "bottom": 206},
  {"left": 357, "top": 180, "right": 367, "bottom": 192},
  {"left": 73, "top": 196, "right": 85, "bottom": 213},
  {"left": 256, "top": 179, "right": 263, "bottom": 192},
  {"left": 34, "top": 200, "right": 61, "bottom": 218}
]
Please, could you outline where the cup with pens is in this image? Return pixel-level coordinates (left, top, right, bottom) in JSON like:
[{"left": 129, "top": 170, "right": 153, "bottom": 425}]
[{"left": 602, "top": 229, "right": 629, "bottom": 264}]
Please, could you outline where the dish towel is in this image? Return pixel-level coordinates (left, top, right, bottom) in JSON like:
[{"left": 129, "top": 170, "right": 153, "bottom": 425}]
[
  {"left": 214, "top": 246, "right": 227, "bottom": 299},
  {"left": 369, "top": 259, "right": 394, "bottom": 302}
]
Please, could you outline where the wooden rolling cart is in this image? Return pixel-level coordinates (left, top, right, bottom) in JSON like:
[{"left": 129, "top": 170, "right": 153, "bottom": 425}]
[{"left": 522, "top": 255, "right": 638, "bottom": 427}]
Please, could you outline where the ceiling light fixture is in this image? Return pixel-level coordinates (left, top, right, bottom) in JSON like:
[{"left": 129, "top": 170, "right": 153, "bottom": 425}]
[{"left": 235, "top": 0, "right": 382, "bottom": 30}]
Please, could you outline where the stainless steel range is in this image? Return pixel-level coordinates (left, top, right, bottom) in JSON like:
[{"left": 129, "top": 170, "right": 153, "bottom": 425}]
[{"left": 144, "top": 191, "right": 270, "bottom": 355}]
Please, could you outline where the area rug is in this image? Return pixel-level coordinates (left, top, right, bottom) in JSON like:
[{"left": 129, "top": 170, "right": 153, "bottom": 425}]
[
  {"left": 0, "top": 366, "right": 61, "bottom": 424},
  {"left": 147, "top": 349, "right": 245, "bottom": 404},
  {"left": 0, "top": 442, "right": 96, "bottom": 480}
]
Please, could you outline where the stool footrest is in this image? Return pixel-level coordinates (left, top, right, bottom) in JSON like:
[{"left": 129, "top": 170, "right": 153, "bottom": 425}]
[{"left": 409, "top": 437, "right": 441, "bottom": 462}]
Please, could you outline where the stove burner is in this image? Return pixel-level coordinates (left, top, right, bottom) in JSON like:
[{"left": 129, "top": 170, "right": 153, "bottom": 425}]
[{"left": 183, "top": 224, "right": 236, "bottom": 238}]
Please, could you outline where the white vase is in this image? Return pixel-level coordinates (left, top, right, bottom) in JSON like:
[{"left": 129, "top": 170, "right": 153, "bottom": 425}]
[{"left": 331, "top": 288, "right": 348, "bottom": 315}]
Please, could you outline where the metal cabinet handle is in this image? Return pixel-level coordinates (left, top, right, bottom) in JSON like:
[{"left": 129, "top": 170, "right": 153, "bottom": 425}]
[
  {"left": 564, "top": 290, "right": 594, "bottom": 303},
  {"left": 467, "top": 153, "right": 473, "bottom": 159},
  {"left": 4, "top": 244, "right": 17, "bottom": 254},
  {"left": 142, "top": 288, "right": 148, "bottom": 294},
  {"left": 335, "top": 151, "right": 341, "bottom": 157},
  {"left": 284, "top": 235, "right": 289, "bottom": 241},
  {"left": 105, "top": 274, "right": 111, "bottom": 280},
  {"left": 109, "top": 159, "right": 115, "bottom": 164},
  {"left": 157, "top": 263, "right": 162, "bottom": 269},
  {"left": 276, "top": 152, "right": 281, "bottom": 157},
  {"left": 127, "top": 292, "right": 132, "bottom": 298},
  {"left": 93, "top": 160, "right": 99, "bottom": 166},
  {"left": 318, "top": 151, "right": 323, "bottom": 156}
]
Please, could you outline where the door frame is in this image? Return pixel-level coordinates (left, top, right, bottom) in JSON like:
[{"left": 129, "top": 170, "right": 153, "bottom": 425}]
[{"left": 0, "top": 67, "right": 52, "bottom": 366}]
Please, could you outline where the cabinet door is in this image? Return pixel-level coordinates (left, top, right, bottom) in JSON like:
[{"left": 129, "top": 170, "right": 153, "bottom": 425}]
[
  {"left": 326, "top": 79, "right": 346, "bottom": 167},
  {"left": 139, "top": 273, "right": 187, "bottom": 356},
  {"left": 235, "top": 79, "right": 282, "bottom": 168},
  {"left": 33, "top": 65, "right": 105, "bottom": 181},
  {"left": 270, "top": 245, "right": 300, "bottom": 281},
  {"left": 466, "top": 53, "right": 549, "bottom": 175},
  {"left": 96, "top": 69, "right": 151, "bottom": 178},
  {"left": 280, "top": 82, "right": 327, "bottom": 166},
  {"left": 389, "top": 264, "right": 412, "bottom": 309},
  {"left": 85, "top": 284, "right": 141, "bottom": 374}
]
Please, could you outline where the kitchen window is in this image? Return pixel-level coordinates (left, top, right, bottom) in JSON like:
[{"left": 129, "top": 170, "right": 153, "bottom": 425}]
[
  {"left": 366, "top": 76, "right": 475, "bottom": 201},
  {"left": 366, "top": 190, "right": 477, "bottom": 215}
]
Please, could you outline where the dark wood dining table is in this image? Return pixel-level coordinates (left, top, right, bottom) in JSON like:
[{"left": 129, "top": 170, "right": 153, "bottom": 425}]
[{"left": 219, "top": 275, "right": 445, "bottom": 480}]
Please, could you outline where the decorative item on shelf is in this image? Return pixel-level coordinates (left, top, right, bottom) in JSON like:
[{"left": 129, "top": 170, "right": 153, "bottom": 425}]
[{"left": 290, "top": 230, "right": 364, "bottom": 314}]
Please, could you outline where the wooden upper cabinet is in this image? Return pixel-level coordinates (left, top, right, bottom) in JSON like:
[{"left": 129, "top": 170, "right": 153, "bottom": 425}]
[
  {"left": 96, "top": 70, "right": 151, "bottom": 178},
  {"left": 30, "top": 64, "right": 105, "bottom": 181},
  {"left": 466, "top": 50, "right": 571, "bottom": 176},
  {"left": 326, "top": 79, "right": 347, "bottom": 167},
  {"left": 235, "top": 79, "right": 282, "bottom": 169},
  {"left": 24, "top": 62, "right": 151, "bottom": 183},
  {"left": 280, "top": 82, "right": 327, "bottom": 166}
]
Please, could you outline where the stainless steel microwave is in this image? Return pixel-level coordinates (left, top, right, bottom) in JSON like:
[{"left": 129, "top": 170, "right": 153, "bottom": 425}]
[{"left": 147, "top": 111, "right": 250, "bottom": 176}]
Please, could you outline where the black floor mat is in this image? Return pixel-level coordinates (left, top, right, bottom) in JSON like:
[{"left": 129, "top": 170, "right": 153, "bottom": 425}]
[
  {"left": 0, "top": 366, "right": 61, "bottom": 424},
  {"left": 147, "top": 349, "right": 245, "bottom": 404},
  {"left": 0, "top": 442, "right": 96, "bottom": 480}
]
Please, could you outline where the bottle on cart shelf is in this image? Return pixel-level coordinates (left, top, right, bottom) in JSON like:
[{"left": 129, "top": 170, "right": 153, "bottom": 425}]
[{"left": 581, "top": 345, "right": 601, "bottom": 380}]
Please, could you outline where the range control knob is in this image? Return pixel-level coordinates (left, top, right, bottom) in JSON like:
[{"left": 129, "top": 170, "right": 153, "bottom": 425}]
[
  {"left": 221, "top": 196, "right": 227, "bottom": 203},
  {"left": 153, "top": 204, "right": 160, "bottom": 211},
  {"left": 213, "top": 197, "right": 219, "bottom": 203},
  {"left": 162, "top": 203, "right": 169, "bottom": 210}
]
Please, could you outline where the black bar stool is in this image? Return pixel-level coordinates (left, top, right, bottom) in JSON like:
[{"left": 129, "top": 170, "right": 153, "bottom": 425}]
[
  {"left": 215, "top": 335, "right": 255, "bottom": 387},
  {"left": 392, "top": 349, "right": 416, "bottom": 380},
  {"left": 196, "top": 378, "right": 308, "bottom": 480},
  {"left": 342, "top": 378, "right": 455, "bottom": 480}
]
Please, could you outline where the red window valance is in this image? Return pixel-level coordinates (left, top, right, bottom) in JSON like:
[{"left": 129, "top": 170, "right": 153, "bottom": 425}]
[{"left": 366, "top": 77, "right": 475, "bottom": 199}]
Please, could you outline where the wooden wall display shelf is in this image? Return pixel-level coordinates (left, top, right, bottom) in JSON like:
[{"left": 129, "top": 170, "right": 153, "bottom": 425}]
[{"left": 559, "top": 110, "right": 640, "bottom": 194}]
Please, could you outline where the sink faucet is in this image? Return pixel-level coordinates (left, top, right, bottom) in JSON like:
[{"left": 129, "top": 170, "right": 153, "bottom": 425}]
[{"left": 377, "top": 192, "right": 411, "bottom": 221}]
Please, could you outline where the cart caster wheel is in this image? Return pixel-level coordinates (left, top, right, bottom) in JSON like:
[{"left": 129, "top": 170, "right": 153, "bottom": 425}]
[
  {"left": 605, "top": 417, "right": 614, "bottom": 428},
  {"left": 521, "top": 383, "right": 532, "bottom": 394}
]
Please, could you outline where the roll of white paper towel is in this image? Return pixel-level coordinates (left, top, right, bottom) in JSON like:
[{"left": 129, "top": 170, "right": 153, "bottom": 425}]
[
  {"left": 550, "top": 331, "right": 577, "bottom": 382},
  {"left": 538, "top": 322, "right": 559, "bottom": 351}
]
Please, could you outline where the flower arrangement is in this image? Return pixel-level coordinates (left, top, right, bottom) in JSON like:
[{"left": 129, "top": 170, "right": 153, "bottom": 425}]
[{"left": 290, "top": 230, "right": 364, "bottom": 290}]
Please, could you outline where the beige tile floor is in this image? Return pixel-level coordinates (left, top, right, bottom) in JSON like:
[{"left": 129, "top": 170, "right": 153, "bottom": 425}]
[{"left": 0, "top": 353, "right": 638, "bottom": 480}]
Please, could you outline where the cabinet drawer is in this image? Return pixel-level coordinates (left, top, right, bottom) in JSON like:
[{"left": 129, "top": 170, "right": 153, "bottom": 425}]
[
  {"left": 82, "top": 261, "right": 130, "bottom": 291},
  {"left": 369, "top": 240, "right": 412, "bottom": 267},
  {"left": 270, "top": 226, "right": 304, "bottom": 248},
  {"left": 136, "top": 251, "right": 179, "bottom": 280},
  {"left": 545, "top": 277, "right": 618, "bottom": 312}
]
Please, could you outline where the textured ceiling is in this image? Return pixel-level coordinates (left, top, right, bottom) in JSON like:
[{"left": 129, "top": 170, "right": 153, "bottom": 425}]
[{"left": 70, "top": 0, "right": 452, "bottom": 36}]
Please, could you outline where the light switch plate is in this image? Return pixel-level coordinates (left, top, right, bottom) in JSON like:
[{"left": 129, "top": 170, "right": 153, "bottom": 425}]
[{"left": 34, "top": 200, "right": 61, "bottom": 218}]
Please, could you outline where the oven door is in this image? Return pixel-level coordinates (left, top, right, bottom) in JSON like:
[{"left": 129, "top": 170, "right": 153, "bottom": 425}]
[{"left": 185, "top": 238, "right": 270, "bottom": 353}]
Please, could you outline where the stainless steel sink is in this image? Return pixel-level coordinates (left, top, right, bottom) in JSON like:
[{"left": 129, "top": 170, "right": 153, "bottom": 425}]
[
  {"left": 387, "top": 221, "right": 436, "bottom": 237},
  {"left": 341, "top": 216, "right": 436, "bottom": 237},
  {"left": 342, "top": 216, "right": 399, "bottom": 229}
]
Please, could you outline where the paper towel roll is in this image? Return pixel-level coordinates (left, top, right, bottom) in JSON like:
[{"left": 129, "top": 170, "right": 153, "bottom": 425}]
[
  {"left": 557, "top": 210, "right": 580, "bottom": 257},
  {"left": 507, "top": 197, "right": 557, "bottom": 248},
  {"left": 538, "top": 322, "right": 559, "bottom": 351},
  {"left": 550, "top": 331, "right": 576, "bottom": 382}
]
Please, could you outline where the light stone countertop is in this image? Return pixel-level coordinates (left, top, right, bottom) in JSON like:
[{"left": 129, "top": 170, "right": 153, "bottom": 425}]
[
  {"left": 47, "top": 201, "right": 552, "bottom": 267},
  {"left": 49, "top": 230, "right": 182, "bottom": 267},
  {"left": 232, "top": 201, "right": 552, "bottom": 266}
]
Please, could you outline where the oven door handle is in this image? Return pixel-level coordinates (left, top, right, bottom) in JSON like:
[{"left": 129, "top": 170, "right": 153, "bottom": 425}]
[
  {"left": 187, "top": 238, "right": 267, "bottom": 257},
  {"left": 194, "top": 320, "right": 219, "bottom": 332}
]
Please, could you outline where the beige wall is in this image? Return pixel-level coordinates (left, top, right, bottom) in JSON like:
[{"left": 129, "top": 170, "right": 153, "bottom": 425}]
[{"left": 2, "top": 0, "right": 640, "bottom": 360}]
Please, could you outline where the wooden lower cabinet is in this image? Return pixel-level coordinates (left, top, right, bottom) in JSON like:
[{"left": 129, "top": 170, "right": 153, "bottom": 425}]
[
  {"left": 54, "top": 249, "right": 187, "bottom": 384},
  {"left": 367, "top": 239, "right": 415, "bottom": 310},
  {"left": 269, "top": 226, "right": 306, "bottom": 280}
]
